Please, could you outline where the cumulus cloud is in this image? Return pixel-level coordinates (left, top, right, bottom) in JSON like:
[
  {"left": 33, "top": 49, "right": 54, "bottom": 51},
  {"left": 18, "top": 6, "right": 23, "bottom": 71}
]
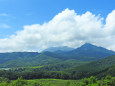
[{"left": 0, "top": 8, "right": 115, "bottom": 52}]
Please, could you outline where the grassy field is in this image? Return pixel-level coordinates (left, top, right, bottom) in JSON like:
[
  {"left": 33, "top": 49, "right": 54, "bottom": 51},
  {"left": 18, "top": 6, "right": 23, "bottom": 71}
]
[
  {"left": 26, "top": 79, "right": 80, "bottom": 86},
  {"left": 1, "top": 77, "right": 115, "bottom": 86}
]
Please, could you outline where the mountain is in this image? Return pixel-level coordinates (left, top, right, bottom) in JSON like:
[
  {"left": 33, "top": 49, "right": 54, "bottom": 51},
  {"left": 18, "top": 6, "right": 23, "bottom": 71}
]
[
  {"left": 0, "top": 52, "right": 62, "bottom": 67},
  {"left": 62, "top": 43, "right": 115, "bottom": 60},
  {"left": 42, "top": 43, "right": 115, "bottom": 61},
  {"left": 0, "top": 43, "right": 115, "bottom": 68},
  {"left": 0, "top": 52, "right": 39, "bottom": 63},
  {"left": 66, "top": 55, "right": 115, "bottom": 79},
  {"left": 43, "top": 46, "right": 74, "bottom": 52},
  {"left": 73, "top": 43, "right": 115, "bottom": 58},
  {"left": 0, "top": 52, "right": 85, "bottom": 68}
]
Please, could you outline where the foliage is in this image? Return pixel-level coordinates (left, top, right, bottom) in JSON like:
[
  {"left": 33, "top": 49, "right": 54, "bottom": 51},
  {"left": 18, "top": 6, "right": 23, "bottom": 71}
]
[
  {"left": 0, "top": 76, "right": 115, "bottom": 86},
  {"left": 0, "top": 77, "right": 10, "bottom": 83},
  {"left": 81, "top": 76, "right": 97, "bottom": 85},
  {"left": 10, "top": 76, "right": 27, "bottom": 86}
]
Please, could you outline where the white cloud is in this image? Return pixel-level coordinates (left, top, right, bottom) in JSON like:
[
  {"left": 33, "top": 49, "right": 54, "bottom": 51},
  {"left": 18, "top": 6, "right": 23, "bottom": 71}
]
[
  {"left": 105, "top": 10, "right": 115, "bottom": 34},
  {"left": 0, "top": 8, "right": 115, "bottom": 52}
]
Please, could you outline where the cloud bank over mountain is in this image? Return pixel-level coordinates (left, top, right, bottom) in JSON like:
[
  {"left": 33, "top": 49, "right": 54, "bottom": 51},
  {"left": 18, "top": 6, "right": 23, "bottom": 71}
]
[{"left": 0, "top": 8, "right": 115, "bottom": 52}]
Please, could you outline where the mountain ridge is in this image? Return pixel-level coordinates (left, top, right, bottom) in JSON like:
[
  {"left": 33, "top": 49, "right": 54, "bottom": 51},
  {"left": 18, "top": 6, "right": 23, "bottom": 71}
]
[
  {"left": 43, "top": 46, "right": 74, "bottom": 52},
  {"left": 63, "top": 43, "right": 115, "bottom": 60},
  {"left": 0, "top": 43, "right": 115, "bottom": 67}
]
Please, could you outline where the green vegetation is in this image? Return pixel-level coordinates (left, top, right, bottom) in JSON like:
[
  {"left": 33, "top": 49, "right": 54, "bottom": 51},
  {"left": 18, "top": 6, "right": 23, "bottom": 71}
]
[
  {"left": 0, "top": 44, "right": 115, "bottom": 85},
  {"left": 0, "top": 55, "right": 115, "bottom": 80},
  {"left": 0, "top": 43, "right": 115, "bottom": 68},
  {"left": 80, "top": 75, "right": 115, "bottom": 86},
  {"left": 0, "top": 52, "right": 90, "bottom": 68},
  {"left": 66, "top": 55, "right": 115, "bottom": 79},
  {"left": 0, "top": 76, "right": 115, "bottom": 86},
  {"left": 0, "top": 53, "right": 62, "bottom": 68}
]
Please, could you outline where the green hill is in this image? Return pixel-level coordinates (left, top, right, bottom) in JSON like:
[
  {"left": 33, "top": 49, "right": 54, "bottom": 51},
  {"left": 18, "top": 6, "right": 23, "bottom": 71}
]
[
  {"left": 66, "top": 55, "right": 115, "bottom": 79},
  {"left": 0, "top": 52, "right": 87, "bottom": 68},
  {"left": 0, "top": 53, "right": 61, "bottom": 67},
  {"left": 0, "top": 43, "right": 115, "bottom": 68},
  {"left": 96, "top": 64, "right": 115, "bottom": 78}
]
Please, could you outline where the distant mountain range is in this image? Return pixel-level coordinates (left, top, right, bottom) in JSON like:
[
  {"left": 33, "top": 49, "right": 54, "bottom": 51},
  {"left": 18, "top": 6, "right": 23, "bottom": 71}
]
[
  {"left": 0, "top": 43, "right": 115, "bottom": 68},
  {"left": 67, "top": 43, "right": 115, "bottom": 60},
  {"left": 43, "top": 46, "right": 74, "bottom": 52},
  {"left": 43, "top": 43, "right": 115, "bottom": 61}
]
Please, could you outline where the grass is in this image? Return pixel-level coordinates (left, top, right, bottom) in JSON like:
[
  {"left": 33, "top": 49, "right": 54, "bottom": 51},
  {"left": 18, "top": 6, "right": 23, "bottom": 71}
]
[
  {"left": 27, "top": 66, "right": 43, "bottom": 69},
  {"left": 26, "top": 79, "right": 80, "bottom": 86}
]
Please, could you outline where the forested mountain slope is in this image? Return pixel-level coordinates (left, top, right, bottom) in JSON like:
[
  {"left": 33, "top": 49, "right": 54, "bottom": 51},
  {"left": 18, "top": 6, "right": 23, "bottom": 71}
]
[
  {"left": 65, "top": 55, "right": 115, "bottom": 79},
  {"left": 0, "top": 43, "right": 115, "bottom": 68}
]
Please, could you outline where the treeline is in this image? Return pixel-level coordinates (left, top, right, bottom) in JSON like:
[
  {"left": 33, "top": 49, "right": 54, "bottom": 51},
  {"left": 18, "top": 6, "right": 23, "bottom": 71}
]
[
  {"left": 0, "top": 69, "right": 94, "bottom": 80},
  {"left": 0, "top": 65, "right": 115, "bottom": 80},
  {"left": 0, "top": 69, "right": 71, "bottom": 80}
]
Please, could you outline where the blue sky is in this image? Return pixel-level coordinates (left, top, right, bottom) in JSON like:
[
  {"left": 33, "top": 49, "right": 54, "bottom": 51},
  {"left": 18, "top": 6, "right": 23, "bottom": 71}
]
[
  {"left": 0, "top": 0, "right": 114, "bottom": 38},
  {"left": 0, "top": 0, "right": 115, "bottom": 52}
]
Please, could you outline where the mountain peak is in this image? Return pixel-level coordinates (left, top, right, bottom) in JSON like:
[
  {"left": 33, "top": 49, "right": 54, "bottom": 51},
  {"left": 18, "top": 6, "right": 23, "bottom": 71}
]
[
  {"left": 80, "top": 43, "right": 97, "bottom": 49},
  {"left": 68, "top": 43, "right": 115, "bottom": 60},
  {"left": 83, "top": 43, "right": 94, "bottom": 46},
  {"left": 75, "top": 43, "right": 115, "bottom": 54}
]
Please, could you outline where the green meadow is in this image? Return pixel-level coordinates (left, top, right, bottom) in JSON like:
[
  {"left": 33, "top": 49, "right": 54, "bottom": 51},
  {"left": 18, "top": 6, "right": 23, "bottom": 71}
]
[{"left": 0, "top": 76, "right": 115, "bottom": 86}]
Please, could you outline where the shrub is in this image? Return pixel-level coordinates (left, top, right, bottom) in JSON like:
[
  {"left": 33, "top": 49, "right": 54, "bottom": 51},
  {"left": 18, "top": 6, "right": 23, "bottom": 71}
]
[
  {"left": 89, "top": 76, "right": 97, "bottom": 84},
  {"left": 105, "top": 75, "right": 112, "bottom": 80},
  {"left": 82, "top": 78, "right": 89, "bottom": 85},
  {"left": 111, "top": 77, "right": 115, "bottom": 86},
  {"left": 0, "top": 77, "right": 10, "bottom": 83},
  {"left": 0, "top": 82, "right": 8, "bottom": 86},
  {"left": 11, "top": 76, "right": 27, "bottom": 86}
]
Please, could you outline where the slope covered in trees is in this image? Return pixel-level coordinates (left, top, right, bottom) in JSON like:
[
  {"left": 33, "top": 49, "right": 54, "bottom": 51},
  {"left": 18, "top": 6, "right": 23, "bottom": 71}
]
[{"left": 0, "top": 43, "right": 115, "bottom": 68}]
